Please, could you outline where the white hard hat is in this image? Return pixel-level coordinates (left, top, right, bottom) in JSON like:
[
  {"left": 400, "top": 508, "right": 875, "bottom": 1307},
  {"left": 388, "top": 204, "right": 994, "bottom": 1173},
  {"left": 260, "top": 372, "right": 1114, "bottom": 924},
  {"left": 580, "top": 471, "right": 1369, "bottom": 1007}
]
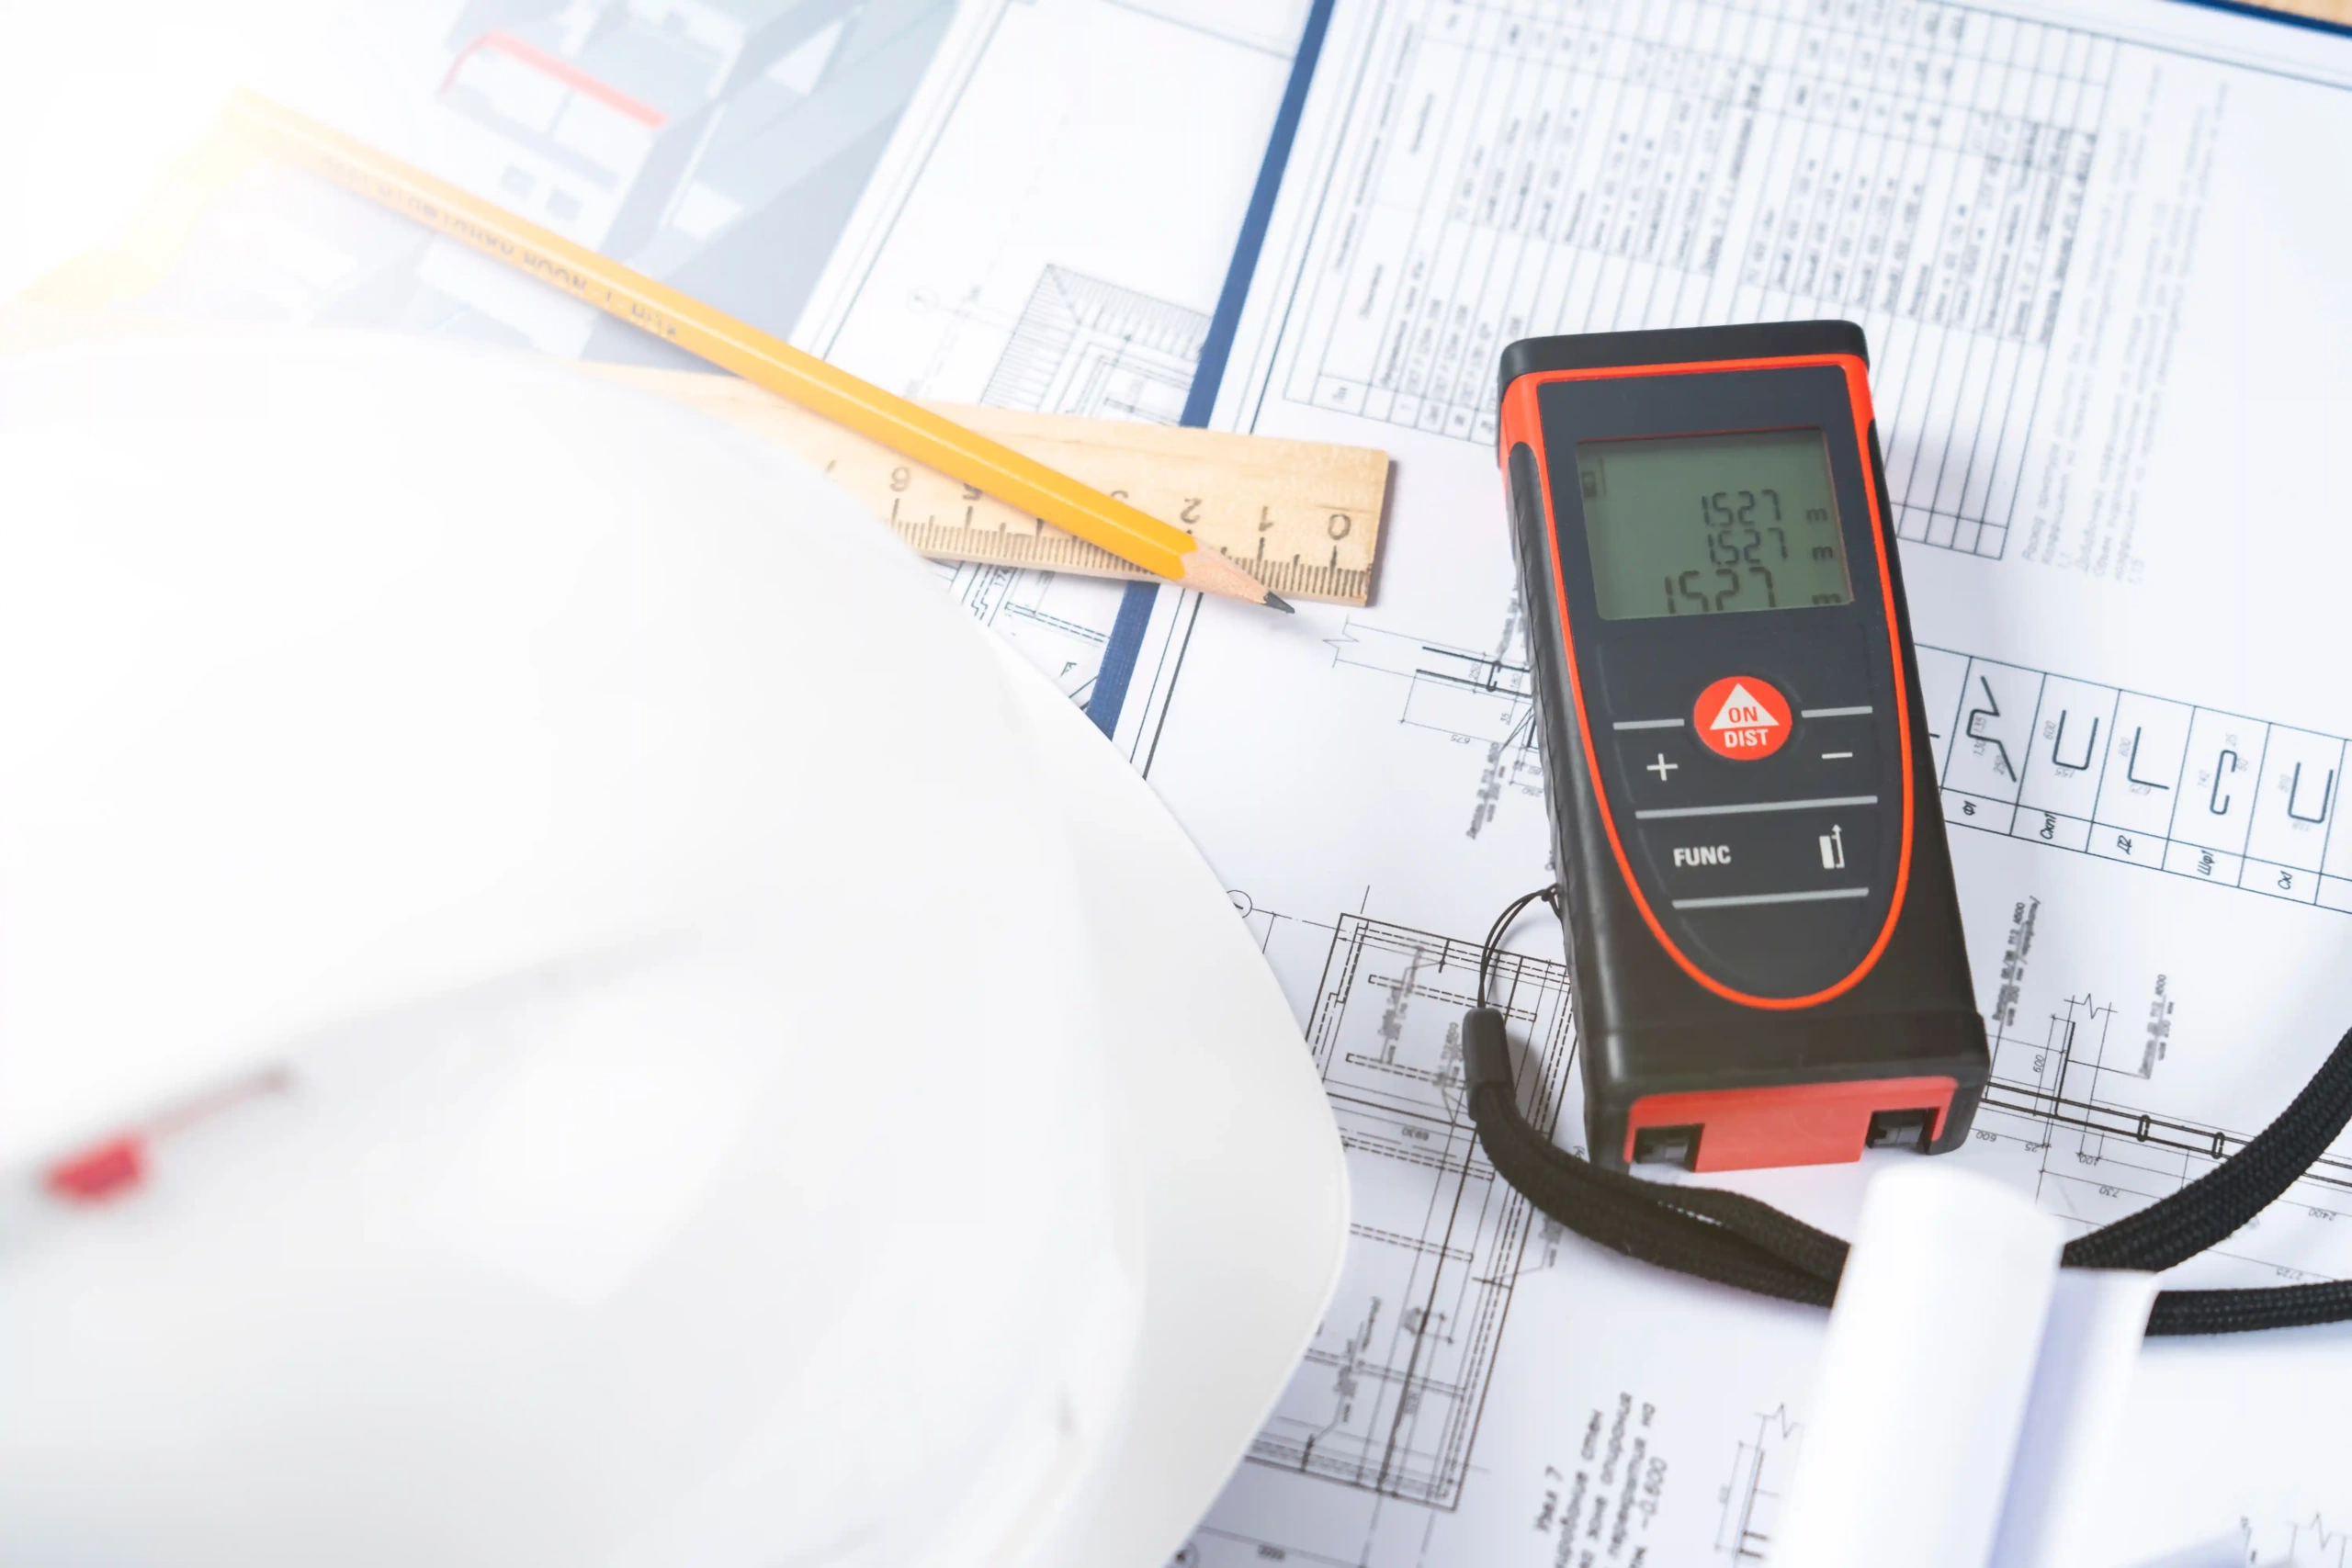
[{"left": 0, "top": 331, "right": 1347, "bottom": 1568}]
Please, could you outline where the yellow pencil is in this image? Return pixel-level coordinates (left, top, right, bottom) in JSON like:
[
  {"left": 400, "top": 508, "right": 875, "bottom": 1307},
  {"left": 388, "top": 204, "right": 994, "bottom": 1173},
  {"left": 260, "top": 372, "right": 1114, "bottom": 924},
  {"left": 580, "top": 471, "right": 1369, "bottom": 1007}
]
[{"left": 219, "top": 89, "right": 1289, "bottom": 612}]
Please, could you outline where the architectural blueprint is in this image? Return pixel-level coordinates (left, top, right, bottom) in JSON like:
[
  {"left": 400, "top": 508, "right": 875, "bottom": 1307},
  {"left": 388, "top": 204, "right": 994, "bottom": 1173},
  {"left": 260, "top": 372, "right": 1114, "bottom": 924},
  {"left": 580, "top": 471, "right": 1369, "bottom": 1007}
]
[
  {"left": 1158, "top": 1, "right": 2352, "bottom": 1563},
  {"left": 62, "top": 0, "right": 2352, "bottom": 1554},
  {"left": 786, "top": 0, "right": 1312, "bottom": 740}
]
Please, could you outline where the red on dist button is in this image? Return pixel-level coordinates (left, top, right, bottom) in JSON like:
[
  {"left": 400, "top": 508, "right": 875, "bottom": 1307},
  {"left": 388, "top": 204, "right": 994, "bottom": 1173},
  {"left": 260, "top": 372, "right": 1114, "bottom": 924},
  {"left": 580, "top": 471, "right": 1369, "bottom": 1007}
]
[{"left": 1693, "top": 674, "right": 1792, "bottom": 761}]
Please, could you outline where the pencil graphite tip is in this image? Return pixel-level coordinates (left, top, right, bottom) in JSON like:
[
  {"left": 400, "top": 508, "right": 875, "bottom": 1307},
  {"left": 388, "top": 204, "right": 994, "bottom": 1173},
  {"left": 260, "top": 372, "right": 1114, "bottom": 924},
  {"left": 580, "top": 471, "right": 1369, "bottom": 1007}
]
[{"left": 1263, "top": 591, "right": 1295, "bottom": 615}]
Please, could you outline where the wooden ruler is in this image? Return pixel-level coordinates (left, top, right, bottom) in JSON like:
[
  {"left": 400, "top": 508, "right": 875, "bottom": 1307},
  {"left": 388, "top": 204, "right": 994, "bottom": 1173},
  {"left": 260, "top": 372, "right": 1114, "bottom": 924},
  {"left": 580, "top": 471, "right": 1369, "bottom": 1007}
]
[{"left": 589, "top": 367, "right": 1389, "bottom": 606}]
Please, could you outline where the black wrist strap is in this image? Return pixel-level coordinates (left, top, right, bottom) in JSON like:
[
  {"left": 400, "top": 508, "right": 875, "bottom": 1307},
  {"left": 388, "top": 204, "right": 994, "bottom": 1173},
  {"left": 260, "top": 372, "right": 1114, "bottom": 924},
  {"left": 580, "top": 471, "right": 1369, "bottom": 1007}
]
[{"left": 1464, "top": 886, "right": 2352, "bottom": 1337}]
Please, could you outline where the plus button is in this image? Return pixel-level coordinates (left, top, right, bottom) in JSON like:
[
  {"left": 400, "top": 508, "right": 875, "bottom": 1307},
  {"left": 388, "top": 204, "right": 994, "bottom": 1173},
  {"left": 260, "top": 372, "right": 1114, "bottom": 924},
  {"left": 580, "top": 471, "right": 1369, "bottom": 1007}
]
[{"left": 1647, "top": 752, "right": 1679, "bottom": 783}]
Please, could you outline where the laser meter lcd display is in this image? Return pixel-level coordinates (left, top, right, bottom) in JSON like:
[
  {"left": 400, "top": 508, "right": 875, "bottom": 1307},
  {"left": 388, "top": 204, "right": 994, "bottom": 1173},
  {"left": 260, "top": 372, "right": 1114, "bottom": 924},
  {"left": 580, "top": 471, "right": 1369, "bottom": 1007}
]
[
  {"left": 1576, "top": 428, "right": 1853, "bottom": 620},
  {"left": 1498, "top": 321, "right": 1988, "bottom": 1178}
]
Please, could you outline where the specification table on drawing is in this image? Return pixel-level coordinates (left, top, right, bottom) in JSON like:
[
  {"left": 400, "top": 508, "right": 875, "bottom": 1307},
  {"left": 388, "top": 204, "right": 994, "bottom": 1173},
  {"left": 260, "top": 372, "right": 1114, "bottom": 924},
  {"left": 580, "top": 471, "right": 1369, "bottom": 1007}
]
[
  {"left": 1283, "top": 0, "right": 2112, "bottom": 558},
  {"left": 1922, "top": 644, "right": 2352, "bottom": 912}
]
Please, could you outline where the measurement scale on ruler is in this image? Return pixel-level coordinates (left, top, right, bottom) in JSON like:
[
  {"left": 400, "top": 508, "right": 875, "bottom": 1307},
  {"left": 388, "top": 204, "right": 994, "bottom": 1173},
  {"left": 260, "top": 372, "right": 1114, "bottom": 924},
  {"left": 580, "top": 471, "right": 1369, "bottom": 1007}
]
[{"left": 593, "top": 367, "right": 1389, "bottom": 607}]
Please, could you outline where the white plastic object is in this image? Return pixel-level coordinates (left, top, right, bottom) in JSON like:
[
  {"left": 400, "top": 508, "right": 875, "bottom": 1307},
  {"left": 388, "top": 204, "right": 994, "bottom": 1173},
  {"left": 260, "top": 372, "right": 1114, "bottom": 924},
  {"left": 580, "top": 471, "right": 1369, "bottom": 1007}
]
[
  {"left": 1990, "top": 1268, "right": 2160, "bottom": 1568},
  {"left": 0, "top": 330, "right": 1347, "bottom": 1568},
  {"left": 1770, "top": 1163, "right": 2065, "bottom": 1568}
]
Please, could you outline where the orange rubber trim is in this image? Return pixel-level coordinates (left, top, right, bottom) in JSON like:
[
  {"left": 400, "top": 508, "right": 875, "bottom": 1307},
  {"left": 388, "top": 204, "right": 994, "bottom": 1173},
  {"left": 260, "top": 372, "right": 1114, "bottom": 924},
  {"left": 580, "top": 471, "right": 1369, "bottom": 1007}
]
[
  {"left": 1498, "top": 353, "right": 1914, "bottom": 1010},
  {"left": 1624, "top": 1075, "right": 1956, "bottom": 1171}
]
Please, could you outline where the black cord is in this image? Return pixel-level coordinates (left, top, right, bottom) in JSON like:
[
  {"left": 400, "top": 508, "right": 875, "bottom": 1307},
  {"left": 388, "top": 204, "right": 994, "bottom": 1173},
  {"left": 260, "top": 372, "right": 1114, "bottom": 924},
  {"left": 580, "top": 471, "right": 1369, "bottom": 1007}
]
[
  {"left": 1476, "top": 885, "right": 1558, "bottom": 1010},
  {"left": 1464, "top": 884, "right": 2352, "bottom": 1337}
]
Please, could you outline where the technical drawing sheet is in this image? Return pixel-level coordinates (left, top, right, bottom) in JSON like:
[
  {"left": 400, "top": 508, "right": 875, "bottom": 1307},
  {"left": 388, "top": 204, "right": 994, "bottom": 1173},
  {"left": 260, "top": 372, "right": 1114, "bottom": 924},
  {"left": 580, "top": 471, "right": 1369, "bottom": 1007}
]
[
  {"left": 60, "top": 0, "right": 2351, "bottom": 1553},
  {"left": 1097, "top": 2, "right": 2352, "bottom": 1564},
  {"left": 786, "top": 0, "right": 1311, "bottom": 728}
]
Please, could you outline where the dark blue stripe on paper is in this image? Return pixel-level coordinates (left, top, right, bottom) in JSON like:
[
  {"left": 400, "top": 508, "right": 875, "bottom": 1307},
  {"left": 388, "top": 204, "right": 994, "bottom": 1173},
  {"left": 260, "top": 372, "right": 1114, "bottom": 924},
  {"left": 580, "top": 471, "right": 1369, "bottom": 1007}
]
[{"left": 1084, "top": 0, "right": 1339, "bottom": 739}]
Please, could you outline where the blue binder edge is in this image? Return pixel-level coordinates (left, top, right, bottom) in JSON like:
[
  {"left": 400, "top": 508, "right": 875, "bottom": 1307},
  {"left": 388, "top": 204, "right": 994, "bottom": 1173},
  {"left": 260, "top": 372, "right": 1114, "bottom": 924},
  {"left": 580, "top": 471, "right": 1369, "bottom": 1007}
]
[{"left": 1085, "top": 0, "right": 1340, "bottom": 739}]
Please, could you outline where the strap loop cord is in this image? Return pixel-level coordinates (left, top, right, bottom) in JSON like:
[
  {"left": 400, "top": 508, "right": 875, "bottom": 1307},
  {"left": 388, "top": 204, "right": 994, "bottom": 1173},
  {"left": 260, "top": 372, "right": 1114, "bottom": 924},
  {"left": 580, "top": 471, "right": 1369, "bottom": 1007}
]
[{"left": 1467, "top": 885, "right": 2352, "bottom": 1336}]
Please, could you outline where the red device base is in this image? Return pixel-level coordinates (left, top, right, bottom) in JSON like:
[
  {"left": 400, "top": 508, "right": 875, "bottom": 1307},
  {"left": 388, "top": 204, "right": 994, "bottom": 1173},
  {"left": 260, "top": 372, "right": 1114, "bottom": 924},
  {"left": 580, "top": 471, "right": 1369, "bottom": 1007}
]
[{"left": 1624, "top": 1076, "right": 1957, "bottom": 1172}]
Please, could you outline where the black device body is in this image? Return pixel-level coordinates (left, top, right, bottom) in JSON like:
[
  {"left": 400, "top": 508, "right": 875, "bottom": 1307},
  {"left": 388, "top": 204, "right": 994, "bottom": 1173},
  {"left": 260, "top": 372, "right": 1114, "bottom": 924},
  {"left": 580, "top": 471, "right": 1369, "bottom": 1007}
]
[{"left": 1498, "top": 321, "right": 1987, "bottom": 1174}]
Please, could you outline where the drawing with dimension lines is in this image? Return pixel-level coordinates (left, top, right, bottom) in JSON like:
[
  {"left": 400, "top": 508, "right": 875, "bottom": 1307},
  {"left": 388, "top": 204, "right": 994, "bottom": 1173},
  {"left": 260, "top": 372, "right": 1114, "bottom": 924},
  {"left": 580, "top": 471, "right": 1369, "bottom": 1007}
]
[
  {"left": 1714, "top": 1408, "right": 1802, "bottom": 1562},
  {"left": 982, "top": 265, "right": 1209, "bottom": 424},
  {"left": 1248, "top": 913, "right": 1576, "bottom": 1506},
  {"left": 1968, "top": 980, "right": 2352, "bottom": 1286},
  {"left": 1324, "top": 609, "right": 1547, "bottom": 839}
]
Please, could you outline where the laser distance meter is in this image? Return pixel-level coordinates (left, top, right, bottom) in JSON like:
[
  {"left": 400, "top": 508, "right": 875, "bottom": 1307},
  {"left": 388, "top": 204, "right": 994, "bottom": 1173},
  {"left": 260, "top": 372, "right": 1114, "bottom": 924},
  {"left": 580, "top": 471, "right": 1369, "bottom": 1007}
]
[{"left": 1498, "top": 321, "right": 1987, "bottom": 1175}]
